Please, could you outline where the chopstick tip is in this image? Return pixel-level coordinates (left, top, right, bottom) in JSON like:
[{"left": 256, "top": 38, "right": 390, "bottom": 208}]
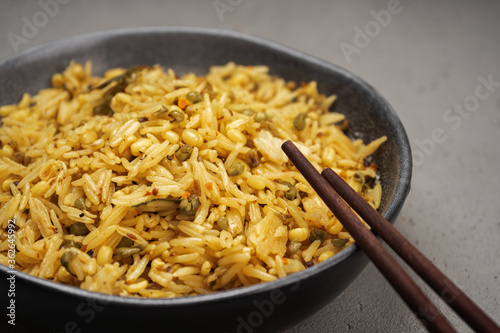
[
  {"left": 282, "top": 140, "right": 292, "bottom": 148},
  {"left": 281, "top": 140, "right": 296, "bottom": 155}
]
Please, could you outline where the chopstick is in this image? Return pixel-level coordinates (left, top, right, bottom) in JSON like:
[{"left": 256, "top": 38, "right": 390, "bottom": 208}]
[
  {"left": 321, "top": 168, "right": 500, "bottom": 333},
  {"left": 281, "top": 140, "right": 500, "bottom": 333}
]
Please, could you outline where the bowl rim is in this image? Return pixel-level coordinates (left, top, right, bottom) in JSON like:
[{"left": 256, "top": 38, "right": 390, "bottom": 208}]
[{"left": 0, "top": 26, "right": 413, "bottom": 307}]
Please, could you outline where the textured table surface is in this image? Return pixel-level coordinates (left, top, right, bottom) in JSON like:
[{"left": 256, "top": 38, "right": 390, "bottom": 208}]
[{"left": 1, "top": 0, "right": 499, "bottom": 332}]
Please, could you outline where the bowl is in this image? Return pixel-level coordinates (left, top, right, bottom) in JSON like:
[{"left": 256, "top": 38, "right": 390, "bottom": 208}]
[{"left": 0, "top": 27, "right": 412, "bottom": 332}]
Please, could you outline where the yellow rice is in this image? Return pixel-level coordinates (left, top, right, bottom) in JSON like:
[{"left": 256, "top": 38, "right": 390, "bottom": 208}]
[{"left": 0, "top": 61, "right": 386, "bottom": 297}]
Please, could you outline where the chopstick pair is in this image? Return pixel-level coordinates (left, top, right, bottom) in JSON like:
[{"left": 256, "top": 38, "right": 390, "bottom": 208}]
[{"left": 281, "top": 140, "right": 500, "bottom": 333}]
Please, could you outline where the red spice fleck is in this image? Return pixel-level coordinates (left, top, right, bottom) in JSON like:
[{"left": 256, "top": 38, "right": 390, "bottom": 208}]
[
  {"left": 205, "top": 182, "right": 213, "bottom": 191},
  {"left": 181, "top": 192, "right": 190, "bottom": 199},
  {"left": 152, "top": 187, "right": 159, "bottom": 196},
  {"left": 127, "top": 233, "right": 137, "bottom": 240},
  {"left": 145, "top": 191, "right": 152, "bottom": 196},
  {"left": 81, "top": 244, "right": 87, "bottom": 252},
  {"left": 177, "top": 97, "right": 191, "bottom": 110}
]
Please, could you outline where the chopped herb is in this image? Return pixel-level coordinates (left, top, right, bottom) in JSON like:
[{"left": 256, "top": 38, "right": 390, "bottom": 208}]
[{"left": 132, "top": 198, "right": 181, "bottom": 212}]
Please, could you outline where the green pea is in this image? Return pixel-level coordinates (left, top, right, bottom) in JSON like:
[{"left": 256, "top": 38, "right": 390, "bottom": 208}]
[
  {"left": 116, "top": 237, "right": 134, "bottom": 248},
  {"left": 216, "top": 216, "right": 229, "bottom": 231},
  {"left": 175, "top": 144, "right": 193, "bottom": 162},
  {"left": 74, "top": 197, "right": 86, "bottom": 211},
  {"left": 254, "top": 112, "right": 268, "bottom": 122},
  {"left": 288, "top": 241, "right": 302, "bottom": 254},
  {"left": 186, "top": 91, "right": 203, "bottom": 103},
  {"left": 179, "top": 194, "right": 201, "bottom": 216},
  {"left": 69, "top": 222, "right": 89, "bottom": 236},
  {"left": 61, "top": 239, "right": 83, "bottom": 249},
  {"left": 168, "top": 109, "right": 185, "bottom": 124},
  {"left": 280, "top": 181, "right": 297, "bottom": 200},
  {"left": 309, "top": 228, "right": 327, "bottom": 243},
  {"left": 293, "top": 113, "right": 307, "bottom": 131},
  {"left": 227, "top": 161, "right": 245, "bottom": 177},
  {"left": 331, "top": 238, "right": 349, "bottom": 248},
  {"left": 60, "top": 251, "right": 78, "bottom": 275}
]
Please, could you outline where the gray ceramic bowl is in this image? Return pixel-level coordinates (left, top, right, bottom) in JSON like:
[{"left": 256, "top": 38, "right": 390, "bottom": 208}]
[{"left": 0, "top": 27, "right": 412, "bottom": 333}]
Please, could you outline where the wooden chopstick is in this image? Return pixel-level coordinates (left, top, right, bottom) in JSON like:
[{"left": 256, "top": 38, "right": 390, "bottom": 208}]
[
  {"left": 281, "top": 141, "right": 454, "bottom": 332},
  {"left": 282, "top": 140, "right": 500, "bottom": 333},
  {"left": 321, "top": 166, "right": 500, "bottom": 333}
]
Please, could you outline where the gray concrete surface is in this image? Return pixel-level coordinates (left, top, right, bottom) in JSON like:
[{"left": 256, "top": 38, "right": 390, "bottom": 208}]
[{"left": 1, "top": 0, "right": 499, "bottom": 332}]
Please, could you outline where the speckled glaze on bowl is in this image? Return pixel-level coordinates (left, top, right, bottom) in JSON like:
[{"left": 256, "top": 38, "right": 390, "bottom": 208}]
[{"left": 0, "top": 27, "right": 412, "bottom": 333}]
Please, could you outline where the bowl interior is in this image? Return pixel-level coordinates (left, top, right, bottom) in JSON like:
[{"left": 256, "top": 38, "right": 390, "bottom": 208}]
[{"left": 0, "top": 27, "right": 412, "bottom": 331}]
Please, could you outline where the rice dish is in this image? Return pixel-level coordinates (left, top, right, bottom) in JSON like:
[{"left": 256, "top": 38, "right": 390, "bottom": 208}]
[{"left": 0, "top": 62, "right": 386, "bottom": 297}]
